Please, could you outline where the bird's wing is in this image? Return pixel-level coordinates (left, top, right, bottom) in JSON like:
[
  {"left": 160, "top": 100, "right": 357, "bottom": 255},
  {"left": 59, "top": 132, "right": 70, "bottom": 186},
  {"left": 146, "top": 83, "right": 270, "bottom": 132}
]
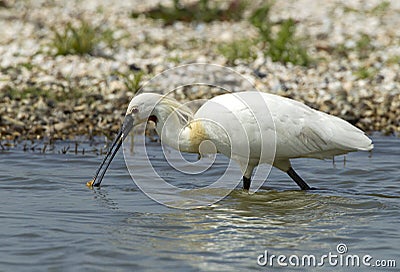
[
  {"left": 193, "top": 91, "right": 372, "bottom": 161},
  {"left": 265, "top": 93, "right": 373, "bottom": 159}
]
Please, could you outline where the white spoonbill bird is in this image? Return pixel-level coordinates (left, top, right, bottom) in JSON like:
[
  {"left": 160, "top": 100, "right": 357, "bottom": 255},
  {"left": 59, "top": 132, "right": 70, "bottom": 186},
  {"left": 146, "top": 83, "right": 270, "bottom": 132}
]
[{"left": 88, "top": 91, "right": 373, "bottom": 190}]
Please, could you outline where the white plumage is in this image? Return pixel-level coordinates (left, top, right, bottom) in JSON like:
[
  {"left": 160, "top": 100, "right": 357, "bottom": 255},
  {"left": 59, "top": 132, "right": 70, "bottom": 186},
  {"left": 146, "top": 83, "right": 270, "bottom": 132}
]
[{"left": 90, "top": 91, "right": 373, "bottom": 190}]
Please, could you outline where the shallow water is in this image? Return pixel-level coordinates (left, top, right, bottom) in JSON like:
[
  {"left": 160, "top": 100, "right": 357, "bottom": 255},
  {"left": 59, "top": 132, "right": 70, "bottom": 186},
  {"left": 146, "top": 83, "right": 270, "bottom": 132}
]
[{"left": 0, "top": 135, "right": 399, "bottom": 271}]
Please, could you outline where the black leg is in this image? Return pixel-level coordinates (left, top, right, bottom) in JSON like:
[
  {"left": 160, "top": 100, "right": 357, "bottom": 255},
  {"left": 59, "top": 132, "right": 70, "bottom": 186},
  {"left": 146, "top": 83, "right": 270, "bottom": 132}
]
[
  {"left": 243, "top": 176, "right": 251, "bottom": 190},
  {"left": 286, "top": 167, "right": 312, "bottom": 190}
]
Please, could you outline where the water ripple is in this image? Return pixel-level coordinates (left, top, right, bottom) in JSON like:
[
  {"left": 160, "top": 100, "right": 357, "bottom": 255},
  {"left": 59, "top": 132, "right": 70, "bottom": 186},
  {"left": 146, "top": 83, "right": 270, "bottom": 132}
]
[{"left": 0, "top": 135, "right": 399, "bottom": 271}]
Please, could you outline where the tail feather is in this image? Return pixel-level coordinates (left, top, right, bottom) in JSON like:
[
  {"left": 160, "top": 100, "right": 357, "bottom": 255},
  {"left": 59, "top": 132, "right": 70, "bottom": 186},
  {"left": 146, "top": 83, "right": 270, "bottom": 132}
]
[{"left": 325, "top": 115, "right": 373, "bottom": 152}]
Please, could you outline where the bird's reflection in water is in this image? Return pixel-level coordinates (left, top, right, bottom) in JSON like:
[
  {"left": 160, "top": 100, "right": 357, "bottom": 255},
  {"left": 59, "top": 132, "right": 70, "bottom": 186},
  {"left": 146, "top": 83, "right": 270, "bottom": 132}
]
[{"left": 92, "top": 189, "right": 119, "bottom": 210}]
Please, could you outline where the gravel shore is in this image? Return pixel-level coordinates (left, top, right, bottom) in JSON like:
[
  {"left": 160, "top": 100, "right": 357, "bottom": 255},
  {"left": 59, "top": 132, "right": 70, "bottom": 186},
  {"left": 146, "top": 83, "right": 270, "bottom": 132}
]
[{"left": 1, "top": 0, "right": 399, "bottom": 143}]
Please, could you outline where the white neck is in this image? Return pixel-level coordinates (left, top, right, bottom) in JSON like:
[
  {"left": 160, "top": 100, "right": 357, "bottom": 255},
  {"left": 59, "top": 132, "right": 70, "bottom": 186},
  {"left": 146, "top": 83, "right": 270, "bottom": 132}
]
[{"left": 153, "top": 104, "right": 201, "bottom": 153}]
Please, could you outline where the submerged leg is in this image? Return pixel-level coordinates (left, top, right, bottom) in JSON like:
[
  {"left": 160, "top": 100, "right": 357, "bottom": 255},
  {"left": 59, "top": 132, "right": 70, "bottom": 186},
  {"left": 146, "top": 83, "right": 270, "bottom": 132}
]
[
  {"left": 241, "top": 164, "right": 255, "bottom": 190},
  {"left": 286, "top": 167, "right": 312, "bottom": 190},
  {"left": 243, "top": 176, "right": 251, "bottom": 190}
]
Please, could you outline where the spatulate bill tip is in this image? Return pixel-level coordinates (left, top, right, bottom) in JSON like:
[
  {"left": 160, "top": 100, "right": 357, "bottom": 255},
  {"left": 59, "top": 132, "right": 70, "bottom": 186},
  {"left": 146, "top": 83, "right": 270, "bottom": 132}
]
[{"left": 86, "top": 179, "right": 95, "bottom": 188}]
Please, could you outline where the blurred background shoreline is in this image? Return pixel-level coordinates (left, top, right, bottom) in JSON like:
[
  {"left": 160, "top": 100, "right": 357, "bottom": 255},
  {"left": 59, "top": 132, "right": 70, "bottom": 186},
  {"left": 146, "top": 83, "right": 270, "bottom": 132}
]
[{"left": 0, "top": 0, "right": 399, "bottom": 143}]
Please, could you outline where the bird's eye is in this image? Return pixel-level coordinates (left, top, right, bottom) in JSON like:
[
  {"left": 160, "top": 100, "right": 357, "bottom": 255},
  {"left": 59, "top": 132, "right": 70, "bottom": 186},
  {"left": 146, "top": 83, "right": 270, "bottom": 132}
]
[{"left": 131, "top": 107, "right": 139, "bottom": 114}]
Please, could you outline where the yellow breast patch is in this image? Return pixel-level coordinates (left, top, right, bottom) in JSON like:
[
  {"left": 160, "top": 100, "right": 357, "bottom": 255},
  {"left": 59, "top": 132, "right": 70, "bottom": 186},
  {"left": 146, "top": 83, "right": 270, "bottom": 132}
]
[{"left": 189, "top": 120, "right": 207, "bottom": 152}]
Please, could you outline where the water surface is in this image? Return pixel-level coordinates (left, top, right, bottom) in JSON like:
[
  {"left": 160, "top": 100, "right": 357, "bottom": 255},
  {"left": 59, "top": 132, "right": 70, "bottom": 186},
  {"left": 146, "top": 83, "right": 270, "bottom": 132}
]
[{"left": 0, "top": 135, "right": 399, "bottom": 271}]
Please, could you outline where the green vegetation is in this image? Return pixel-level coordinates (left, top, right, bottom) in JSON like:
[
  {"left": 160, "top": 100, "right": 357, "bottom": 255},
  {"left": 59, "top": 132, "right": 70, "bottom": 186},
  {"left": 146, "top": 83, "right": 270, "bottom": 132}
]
[
  {"left": 265, "top": 18, "right": 310, "bottom": 66},
  {"left": 354, "top": 66, "right": 377, "bottom": 80},
  {"left": 166, "top": 55, "right": 183, "bottom": 64},
  {"left": 332, "top": 33, "right": 373, "bottom": 59},
  {"left": 355, "top": 33, "right": 373, "bottom": 59},
  {"left": 50, "top": 20, "right": 115, "bottom": 56},
  {"left": 131, "top": 0, "right": 247, "bottom": 25},
  {"left": 370, "top": 1, "right": 390, "bottom": 15},
  {"left": 219, "top": 2, "right": 311, "bottom": 66},
  {"left": 117, "top": 71, "right": 144, "bottom": 93},
  {"left": 248, "top": 3, "right": 273, "bottom": 41},
  {"left": 19, "top": 62, "right": 34, "bottom": 71},
  {"left": 3, "top": 85, "right": 83, "bottom": 102},
  {"left": 332, "top": 43, "right": 347, "bottom": 58},
  {"left": 343, "top": 1, "right": 390, "bottom": 15},
  {"left": 249, "top": 3, "right": 310, "bottom": 66},
  {"left": 386, "top": 55, "right": 400, "bottom": 65},
  {"left": 3, "top": 86, "right": 49, "bottom": 100},
  {"left": 342, "top": 5, "right": 358, "bottom": 13},
  {"left": 217, "top": 39, "right": 256, "bottom": 64}
]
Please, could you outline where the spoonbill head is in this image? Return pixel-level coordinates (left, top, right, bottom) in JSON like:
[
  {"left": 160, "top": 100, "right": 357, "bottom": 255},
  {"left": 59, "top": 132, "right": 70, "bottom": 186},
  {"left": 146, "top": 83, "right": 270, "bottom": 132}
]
[{"left": 88, "top": 91, "right": 373, "bottom": 191}]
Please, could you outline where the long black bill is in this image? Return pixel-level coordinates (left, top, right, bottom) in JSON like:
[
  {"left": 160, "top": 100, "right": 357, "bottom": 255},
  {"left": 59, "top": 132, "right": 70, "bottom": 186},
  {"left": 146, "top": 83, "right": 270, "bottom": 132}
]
[{"left": 91, "top": 115, "right": 134, "bottom": 187}]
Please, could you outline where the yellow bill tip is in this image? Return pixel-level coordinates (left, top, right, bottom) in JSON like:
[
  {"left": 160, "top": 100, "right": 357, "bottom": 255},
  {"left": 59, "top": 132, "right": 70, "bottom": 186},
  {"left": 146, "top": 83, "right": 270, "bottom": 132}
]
[{"left": 86, "top": 179, "right": 95, "bottom": 188}]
